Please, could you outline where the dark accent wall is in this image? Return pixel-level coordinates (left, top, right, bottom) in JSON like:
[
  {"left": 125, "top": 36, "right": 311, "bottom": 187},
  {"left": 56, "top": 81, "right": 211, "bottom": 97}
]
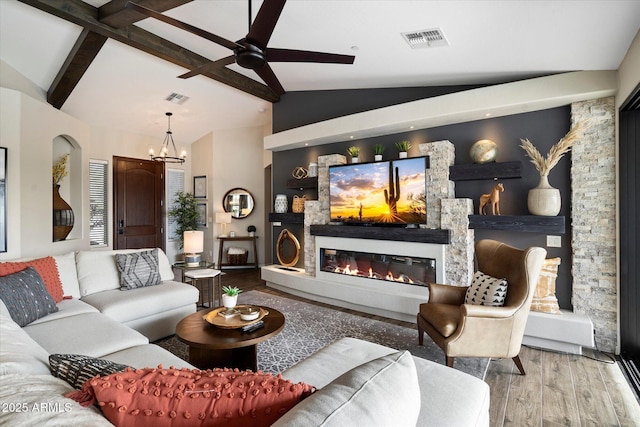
[{"left": 272, "top": 88, "right": 573, "bottom": 309}]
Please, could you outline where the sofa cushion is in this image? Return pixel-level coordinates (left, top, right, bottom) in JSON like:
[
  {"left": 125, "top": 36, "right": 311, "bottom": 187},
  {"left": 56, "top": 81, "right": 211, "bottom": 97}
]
[
  {"left": 53, "top": 252, "right": 81, "bottom": 298},
  {"left": 76, "top": 248, "right": 174, "bottom": 297},
  {"left": 0, "top": 374, "right": 113, "bottom": 427},
  {"left": 67, "top": 367, "right": 315, "bottom": 427},
  {"left": 28, "top": 298, "right": 99, "bottom": 326},
  {"left": 115, "top": 248, "right": 161, "bottom": 290},
  {"left": 465, "top": 271, "right": 508, "bottom": 306},
  {"left": 0, "top": 267, "right": 58, "bottom": 326},
  {"left": 0, "top": 303, "right": 51, "bottom": 375},
  {"left": 273, "top": 350, "right": 420, "bottom": 427},
  {"left": 0, "top": 256, "right": 64, "bottom": 302},
  {"left": 49, "top": 354, "right": 131, "bottom": 390},
  {"left": 24, "top": 312, "right": 148, "bottom": 358},
  {"left": 418, "top": 302, "right": 461, "bottom": 338},
  {"left": 80, "top": 281, "right": 199, "bottom": 324},
  {"left": 103, "top": 344, "right": 196, "bottom": 370}
]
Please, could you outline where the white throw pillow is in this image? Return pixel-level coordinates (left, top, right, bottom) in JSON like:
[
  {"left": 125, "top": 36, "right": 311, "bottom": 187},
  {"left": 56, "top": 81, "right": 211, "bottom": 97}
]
[
  {"left": 273, "top": 350, "right": 421, "bottom": 427},
  {"left": 465, "top": 271, "right": 508, "bottom": 306},
  {"left": 53, "top": 252, "right": 81, "bottom": 298}
]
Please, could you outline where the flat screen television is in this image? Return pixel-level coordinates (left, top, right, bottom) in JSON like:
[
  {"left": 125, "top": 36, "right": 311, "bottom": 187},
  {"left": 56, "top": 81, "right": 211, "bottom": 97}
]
[{"left": 329, "top": 156, "right": 428, "bottom": 225}]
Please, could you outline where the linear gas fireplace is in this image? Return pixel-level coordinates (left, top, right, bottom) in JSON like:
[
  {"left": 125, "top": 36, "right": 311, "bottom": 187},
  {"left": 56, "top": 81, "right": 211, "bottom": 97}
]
[{"left": 320, "top": 248, "right": 436, "bottom": 287}]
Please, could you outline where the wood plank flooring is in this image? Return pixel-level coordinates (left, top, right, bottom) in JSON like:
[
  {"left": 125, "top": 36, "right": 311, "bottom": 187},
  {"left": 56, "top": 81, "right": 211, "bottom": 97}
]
[{"left": 217, "top": 269, "right": 640, "bottom": 426}]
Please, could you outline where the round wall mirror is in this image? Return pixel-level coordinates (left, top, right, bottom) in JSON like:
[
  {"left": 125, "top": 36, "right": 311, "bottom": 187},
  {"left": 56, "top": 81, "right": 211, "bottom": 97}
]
[{"left": 222, "top": 188, "right": 255, "bottom": 219}]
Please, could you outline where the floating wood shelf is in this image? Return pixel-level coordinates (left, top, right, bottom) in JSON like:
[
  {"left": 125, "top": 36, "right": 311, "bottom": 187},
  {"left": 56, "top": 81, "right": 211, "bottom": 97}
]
[
  {"left": 468, "top": 215, "right": 565, "bottom": 233},
  {"left": 286, "top": 176, "right": 318, "bottom": 189},
  {"left": 449, "top": 161, "right": 522, "bottom": 181},
  {"left": 310, "top": 225, "right": 450, "bottom": 244},
  {"left": 269, "top": 213, "right": 304, "bottom": 224}
]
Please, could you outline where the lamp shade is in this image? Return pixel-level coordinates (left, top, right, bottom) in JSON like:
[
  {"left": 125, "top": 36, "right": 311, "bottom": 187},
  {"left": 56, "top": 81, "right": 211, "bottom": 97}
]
[
  {"left": 215, "top": 212, "right": 232, "bottom": 224},
  {"left": 183, "top": 230, "right": 204, "bottom": 254}
]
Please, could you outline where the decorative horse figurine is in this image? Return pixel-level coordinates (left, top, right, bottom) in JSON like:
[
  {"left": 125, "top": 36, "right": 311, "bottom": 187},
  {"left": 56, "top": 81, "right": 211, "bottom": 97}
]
[{"left": 479, "top": 183, "right": 504, "bottom": 215}]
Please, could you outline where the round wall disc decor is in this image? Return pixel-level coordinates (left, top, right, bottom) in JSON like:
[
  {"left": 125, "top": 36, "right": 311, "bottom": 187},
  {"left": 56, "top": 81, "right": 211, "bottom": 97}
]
[{"left": 276, "top": 229, "right": 301, "bottom": 267}]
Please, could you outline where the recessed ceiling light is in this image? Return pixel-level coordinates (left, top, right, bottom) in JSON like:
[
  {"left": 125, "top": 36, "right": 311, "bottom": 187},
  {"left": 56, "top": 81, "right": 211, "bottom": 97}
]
[
  {"left": 349, "top": 136, "right": 354, "bottom": 139},
  {"left": 304, "top": 143, "right": 309, "bottom": 146},
  {"left": 409, "top": 125, "right": 415, "bottom": 129},
  {"left": 485, "top": 113, "right": 492, "bottom": 117},
  {"left": 350, "top": 45, "right": 359, "bottom": 51}
]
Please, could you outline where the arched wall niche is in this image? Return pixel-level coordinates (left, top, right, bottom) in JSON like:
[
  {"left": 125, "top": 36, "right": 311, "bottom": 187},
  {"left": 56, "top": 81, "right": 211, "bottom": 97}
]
[{"left": 52, "top": 135, "right": 81, "bottom": 241}]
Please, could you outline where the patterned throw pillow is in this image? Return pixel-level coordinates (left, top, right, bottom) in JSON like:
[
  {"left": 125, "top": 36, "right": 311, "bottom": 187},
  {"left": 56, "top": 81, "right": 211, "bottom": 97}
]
[
  {"left": 0, "top": 256, "right": 64, "bottom": 302},
  {"left": 115, "top": 249, "right": 161, "bottom": 290},
  {"left": 464, "top": 271, "right": 508, "bottom": 306},
  {"left": 49, "top": 354, "right": 131, "bottom": 390},
  {"left": 0, "top": 267, "right": 59, "bottom": 326},
  {"left": 66, "top": 366, "right": 315, "bottom": 427}
]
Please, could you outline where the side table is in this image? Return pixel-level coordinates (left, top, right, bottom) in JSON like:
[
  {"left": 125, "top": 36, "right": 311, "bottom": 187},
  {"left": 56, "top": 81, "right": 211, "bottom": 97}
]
[
  {"left": 173, "top": 262, "right": 222, "bottom": 308},
  {"left": 217, "top": 236, "right": 259, "bottom": 270}
]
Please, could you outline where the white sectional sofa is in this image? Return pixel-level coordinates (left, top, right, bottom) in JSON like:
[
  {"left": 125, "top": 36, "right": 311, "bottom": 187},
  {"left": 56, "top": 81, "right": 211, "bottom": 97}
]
[{"left": 0, "top": 248, "right": 491, "bottom": 426}]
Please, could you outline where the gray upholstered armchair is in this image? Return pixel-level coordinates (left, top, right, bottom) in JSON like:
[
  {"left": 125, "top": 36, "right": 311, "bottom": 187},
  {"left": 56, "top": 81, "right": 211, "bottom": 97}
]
[{"left": 417, "top": 239, "right": 547, "bottom": 374}]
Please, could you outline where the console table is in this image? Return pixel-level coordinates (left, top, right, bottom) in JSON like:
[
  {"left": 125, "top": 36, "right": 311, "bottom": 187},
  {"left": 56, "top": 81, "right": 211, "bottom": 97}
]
[{"left": 217, "top": 236, "right": 259, "bottom": 270}]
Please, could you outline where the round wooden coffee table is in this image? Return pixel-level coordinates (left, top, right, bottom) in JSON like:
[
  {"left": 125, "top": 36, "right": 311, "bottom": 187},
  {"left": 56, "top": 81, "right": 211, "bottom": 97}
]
[{"left": 176, "top": 306, "right": 285, "bottom": 371}]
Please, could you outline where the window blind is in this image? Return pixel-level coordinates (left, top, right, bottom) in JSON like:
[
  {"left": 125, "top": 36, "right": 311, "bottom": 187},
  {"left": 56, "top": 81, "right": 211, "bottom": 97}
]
[{"left": 89, "top": 159, "right": 108, "bottom": 246}]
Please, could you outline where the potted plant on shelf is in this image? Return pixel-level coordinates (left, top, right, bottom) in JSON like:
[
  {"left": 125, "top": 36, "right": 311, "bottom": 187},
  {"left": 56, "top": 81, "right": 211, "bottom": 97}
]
[
  {"left": 395, "top": 141, "right": 412, "bottom": 158},
  {"left": 519, "top": 121, "right": 587, "bottom": 216},
  {"left": 168, "top": 191, "right": 199, "bottom": 249},
  {"left": 247, "top": 225, "right": 256, "bottom": 237},
  {"left": 347, "top": 146, "right": 360, "bottom": 163},
  {"left": 222, "top": 285, "right": 242, "bottom": 310},
  {"left": 373, "top": 144, "right": 385, "bottom": 161}
]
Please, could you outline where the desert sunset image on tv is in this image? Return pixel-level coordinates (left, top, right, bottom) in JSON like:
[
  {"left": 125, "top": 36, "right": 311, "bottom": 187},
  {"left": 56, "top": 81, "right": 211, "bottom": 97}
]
[{"left": 329, "top": 157, "right": 427, "bottom": 224}]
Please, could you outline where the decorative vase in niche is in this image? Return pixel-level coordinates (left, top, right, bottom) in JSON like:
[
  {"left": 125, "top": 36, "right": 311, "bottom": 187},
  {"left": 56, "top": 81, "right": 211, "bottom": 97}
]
[
  {"left": 53, "top": 184, "right": 74, "bottom": 241},
  {"left": 528, "top": 175, "right": 561, "bottom": 216},
  {"left": 398, "top": 151, "right": 408, "bottom": 159},
  {"left": 274, "top": 194, "right": 288, "bottom": 213}
]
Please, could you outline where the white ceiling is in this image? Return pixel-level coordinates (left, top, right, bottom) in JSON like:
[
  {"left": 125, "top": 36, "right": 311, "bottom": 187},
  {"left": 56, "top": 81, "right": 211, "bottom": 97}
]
[{"left": 1, "top": 0, "right": 639, "bottom": 144}]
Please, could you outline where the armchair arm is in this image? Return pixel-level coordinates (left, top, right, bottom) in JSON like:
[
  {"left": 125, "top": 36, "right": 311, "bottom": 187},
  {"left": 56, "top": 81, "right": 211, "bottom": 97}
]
[
  {"left": 461, "top": 304, "right": 519, "bottom": 319},
  {"left": 428, "top": 283, "right": 467, "bottom": 305}
]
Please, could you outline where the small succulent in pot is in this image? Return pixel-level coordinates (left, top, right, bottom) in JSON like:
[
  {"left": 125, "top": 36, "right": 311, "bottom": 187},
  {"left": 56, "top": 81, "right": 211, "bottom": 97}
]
[
  {"left": 347, "top": 146, "right": 360, "bottom": 157},
  {"left": 395, "top": 140, "right": 412, "bottom": 152},
  {"left": 222, "top": 285, "right": 242, "bottom": 296},
  {"left": 373, "top": 144, "right": 385, "bottom": 155},
  {"left": 247, "top": 225, "right": 256, "bottom": 236}
]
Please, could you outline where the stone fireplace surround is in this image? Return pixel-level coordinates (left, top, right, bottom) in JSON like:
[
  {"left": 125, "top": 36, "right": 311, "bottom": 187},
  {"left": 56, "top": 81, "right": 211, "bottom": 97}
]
[{"left": 263, "top": 91, "right": 616, "bottom": 353}]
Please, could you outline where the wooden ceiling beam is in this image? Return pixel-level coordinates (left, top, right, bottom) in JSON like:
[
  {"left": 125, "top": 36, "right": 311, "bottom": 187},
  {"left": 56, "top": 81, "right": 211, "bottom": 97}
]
[
  {"left": 48, "top": 29, "right": 107, "bottom": 109},
  {"left": 98, "top": 0, "right": 193, "bottom": 28},
  {"left": 18, "top": 0, "right": 279, "bottom": 104}
]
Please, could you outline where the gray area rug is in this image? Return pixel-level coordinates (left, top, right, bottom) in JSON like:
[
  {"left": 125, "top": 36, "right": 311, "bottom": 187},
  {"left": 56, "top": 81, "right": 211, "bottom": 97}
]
[{"left": 155, "top": 290, "right": 489, "bottom": 379}]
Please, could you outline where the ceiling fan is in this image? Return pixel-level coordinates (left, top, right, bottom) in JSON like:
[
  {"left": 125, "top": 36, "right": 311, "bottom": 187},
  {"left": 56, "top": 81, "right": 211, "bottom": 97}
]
[{"left": 126, "top": 0, "right": 355, "bottom": 96}]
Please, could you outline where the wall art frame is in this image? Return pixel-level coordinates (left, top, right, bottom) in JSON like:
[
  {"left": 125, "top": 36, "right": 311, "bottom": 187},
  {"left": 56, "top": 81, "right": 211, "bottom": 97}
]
[
  {"left": 196, "top": 202, "right": 207, "bottom": 228},
  {"left": 194, "top": 175, "right": 207, "bottom": 199}
]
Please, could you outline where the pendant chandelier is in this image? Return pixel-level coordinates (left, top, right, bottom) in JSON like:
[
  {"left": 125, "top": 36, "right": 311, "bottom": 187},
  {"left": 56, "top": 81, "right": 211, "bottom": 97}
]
[{"left": 149, "top": 112, "right": 186, "bottom": 164}]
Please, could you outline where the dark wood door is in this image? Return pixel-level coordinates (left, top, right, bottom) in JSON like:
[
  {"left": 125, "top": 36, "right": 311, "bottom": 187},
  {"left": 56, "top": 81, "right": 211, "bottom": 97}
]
[{"left": 113, "top": 156, "right": 165, "bottom": 250}]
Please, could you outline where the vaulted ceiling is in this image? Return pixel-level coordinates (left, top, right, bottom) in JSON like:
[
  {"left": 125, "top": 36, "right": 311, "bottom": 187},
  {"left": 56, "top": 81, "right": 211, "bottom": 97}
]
[{"left": 1, "top": 0, "right": 639, "bottom": 144}]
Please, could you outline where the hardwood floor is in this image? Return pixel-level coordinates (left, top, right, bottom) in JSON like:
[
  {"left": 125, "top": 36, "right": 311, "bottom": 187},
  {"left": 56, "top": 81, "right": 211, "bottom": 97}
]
[{"left": 218, "top": 269, "right": 640, "bottom": 426}]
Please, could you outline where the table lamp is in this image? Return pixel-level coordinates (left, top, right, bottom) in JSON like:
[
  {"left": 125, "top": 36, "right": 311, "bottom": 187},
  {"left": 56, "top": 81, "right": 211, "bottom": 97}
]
[
  {"left": 216, "top": 212, "right": 232, "bottom": 237},
  {"left": 183, "top": 230, "right": 204, "bottom": 267}
]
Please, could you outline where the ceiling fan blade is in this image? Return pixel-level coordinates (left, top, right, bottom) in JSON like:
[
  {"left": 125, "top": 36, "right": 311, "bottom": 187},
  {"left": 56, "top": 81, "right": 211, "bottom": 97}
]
[
  {"left": 178, "top": 56, "right": 236, "bottom": 79},
  {"left": 125, "top": 2, "right": 242, "bottom": 51},
  {"left": 254, "top": 63, "right": 285, "bottom": 95},
  {"left": 246, "top": 0, "right": 286, "bottom": 49},
  {"left": 266, "top": 48, "right": 355, "bottom": 64}
]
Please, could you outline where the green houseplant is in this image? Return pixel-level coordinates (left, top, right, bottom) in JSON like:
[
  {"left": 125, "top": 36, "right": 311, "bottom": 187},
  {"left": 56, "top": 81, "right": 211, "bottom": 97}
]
[
  {"left": 373, "top": 144, "right": 385, "bottom": 161},
  {"left": 347, "top": 146, "right": 360, "bottom": 163},
  {"left": 168, "top": 191, "right": 199, "bottom": 249},
  {"left": 222, "top": 285, "right": 242, "bottom": 309},
  {"left": 395, "top": 141, "right": 412, "bottom": 158},
  {"left": 247, "top": 225, "right": 257, "bottom": 237}
]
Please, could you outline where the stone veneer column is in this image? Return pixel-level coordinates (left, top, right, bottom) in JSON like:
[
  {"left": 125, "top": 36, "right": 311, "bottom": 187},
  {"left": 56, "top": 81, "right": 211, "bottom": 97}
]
[
  {"left": 304, "top": 154, "right": 346, "bottom": 275},
  {"left": 419, "top": 140, "right": 456, "bottom": 229},
  {"left": 440, "top": 199, "right": 475, "bottom": 286},
  {"left": 570, "top": 97, "right": 617, "bottom": 353}
]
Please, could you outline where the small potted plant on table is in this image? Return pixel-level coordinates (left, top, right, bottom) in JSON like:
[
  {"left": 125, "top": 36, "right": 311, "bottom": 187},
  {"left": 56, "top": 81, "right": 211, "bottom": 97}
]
[
  {"left": 222, "top": 286, "right": 242, "bottom": 310},
  {"left": 247, "top": 225, "right": 256, "bottom": 237}
]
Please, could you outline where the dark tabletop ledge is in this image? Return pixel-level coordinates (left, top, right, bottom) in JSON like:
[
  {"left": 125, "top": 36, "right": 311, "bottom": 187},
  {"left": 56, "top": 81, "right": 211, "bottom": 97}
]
[{"left": 310, "top": 224, "right": 450, "bottom": 244}]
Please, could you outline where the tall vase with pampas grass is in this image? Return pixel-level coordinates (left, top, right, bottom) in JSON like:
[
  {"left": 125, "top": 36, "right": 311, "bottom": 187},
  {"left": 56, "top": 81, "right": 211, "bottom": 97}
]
[{"left": 520, "top": 122, "right": 587, "bottom": 216}]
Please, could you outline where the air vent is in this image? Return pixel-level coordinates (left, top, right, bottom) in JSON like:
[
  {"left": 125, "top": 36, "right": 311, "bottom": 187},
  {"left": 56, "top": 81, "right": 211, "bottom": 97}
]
[
  {"left": 165, "top": 92, "right": 190, "bottom": 104},
  {"left": 401, "top": 28, "right": 449, "bottom": 49}
]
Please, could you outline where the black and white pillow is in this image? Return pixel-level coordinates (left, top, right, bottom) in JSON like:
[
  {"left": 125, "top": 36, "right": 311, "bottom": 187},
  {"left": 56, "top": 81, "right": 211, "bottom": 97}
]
[
  {"left": 49, "top": 354, "right": 131, "bottom": 390},
  {"left": 0, "top": 267, "right": 58, "bottom": 326},
  {"left": 465, "top": 271, "right": 508, "bottom": 306},
  {"left": 115, "top": 249, "right": 161, "bottom": 290}
]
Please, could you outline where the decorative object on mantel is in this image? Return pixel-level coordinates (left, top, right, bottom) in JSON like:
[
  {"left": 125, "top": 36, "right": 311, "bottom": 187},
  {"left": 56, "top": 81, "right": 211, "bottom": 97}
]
[
  {"left": 307, "top": 162, "right": 318, "bottom": 177},
  {"left": 373, "top": 143, "right": 385, "bottom": 161},
  {"left": 520, "top": 121, "right": 588, "bottom": 216},
  {"left": 292, "top": 195, "right": 307, "bottom": 213},
  {"left": 291, "top": 166, "right": 308, "bottom": 179},
  {"left": 247, "top": 225, "right": 256, "bottom": 237},
  {"left": 347, "top": 146, "right": 360, "bottom": 163},
  {"left": 479, "top": 183, "right": 504, "bottom": 215},
  {"left": 274, "top": 194, "right": 288, "bottom": 213},
  {"left": 148, "top": 112, "right": 187, "bottom": 164},
  {"left": 276, "top": 229, "right": 301, "bottom": 267},
  {"left": 52, "top": 154, "right": 74, "bottom": 242},
  {"left": 469, "top": 139, "right": 498, "bottom": 164},
  {"left": 395, "top": 140, "right": 412, "bottom": 158}
]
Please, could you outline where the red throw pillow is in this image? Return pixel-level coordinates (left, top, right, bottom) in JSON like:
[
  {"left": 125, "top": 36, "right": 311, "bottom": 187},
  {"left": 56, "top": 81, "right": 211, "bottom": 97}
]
[
  {"left": 66, "top": 366, "right": 315, "bottom": 427},
  {"left": 0, "top": 257, "right": 64, "bottom": 303}
]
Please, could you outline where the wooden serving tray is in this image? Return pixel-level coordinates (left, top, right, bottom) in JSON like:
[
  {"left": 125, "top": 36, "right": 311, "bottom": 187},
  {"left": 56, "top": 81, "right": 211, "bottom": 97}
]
[{"left": 203, "top": 305, "right": 268, "bottom": 329}]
